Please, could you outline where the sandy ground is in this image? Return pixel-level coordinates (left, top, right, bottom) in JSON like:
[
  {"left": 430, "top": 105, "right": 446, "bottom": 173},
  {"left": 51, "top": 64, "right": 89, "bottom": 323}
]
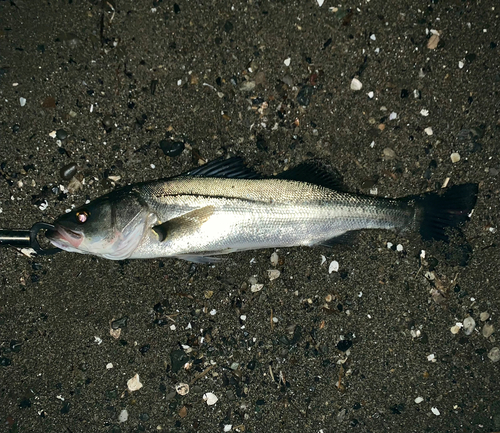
[{"left": 1, "top": 1, "right": 499, "bottom": 432}]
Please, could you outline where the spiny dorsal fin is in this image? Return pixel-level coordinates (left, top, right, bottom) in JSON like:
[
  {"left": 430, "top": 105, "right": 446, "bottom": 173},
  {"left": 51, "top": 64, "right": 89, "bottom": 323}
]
[
  {"left": 185, "top": 157, "right": 260, "bottom": 179},
  {"left": 276, "top": 161, "right": 346, "bottom": 191},
  {"left": 153, "top": 206, "right": 214, "bottom": 242}
]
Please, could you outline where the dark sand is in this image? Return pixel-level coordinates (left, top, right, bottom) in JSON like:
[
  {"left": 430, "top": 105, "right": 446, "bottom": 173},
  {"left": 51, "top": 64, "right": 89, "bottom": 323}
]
[{"left": 1, "top": 1, "right": 499, "bottom": 432}]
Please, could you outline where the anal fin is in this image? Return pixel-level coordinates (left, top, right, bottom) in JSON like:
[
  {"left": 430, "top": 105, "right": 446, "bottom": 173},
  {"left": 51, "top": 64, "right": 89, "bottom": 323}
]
[{"left": 175, "top": 255, "right": 223, "bottom": 264}]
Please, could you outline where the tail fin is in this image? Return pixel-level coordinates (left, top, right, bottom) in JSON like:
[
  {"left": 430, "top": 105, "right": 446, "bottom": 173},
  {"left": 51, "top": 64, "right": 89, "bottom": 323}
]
[{"left": 416, "top": 183, "right": 478, "bottom": 241}]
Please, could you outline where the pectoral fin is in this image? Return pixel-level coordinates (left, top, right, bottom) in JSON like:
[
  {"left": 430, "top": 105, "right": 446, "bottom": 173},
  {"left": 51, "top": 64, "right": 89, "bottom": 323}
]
[{"left": 152, "top": 206, "right": 215, "bottom": 242}]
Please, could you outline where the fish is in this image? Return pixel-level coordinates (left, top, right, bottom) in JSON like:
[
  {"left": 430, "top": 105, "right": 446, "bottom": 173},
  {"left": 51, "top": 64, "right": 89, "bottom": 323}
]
[{"left": 47, "top": 157, "right": 478, "bottom": 262}]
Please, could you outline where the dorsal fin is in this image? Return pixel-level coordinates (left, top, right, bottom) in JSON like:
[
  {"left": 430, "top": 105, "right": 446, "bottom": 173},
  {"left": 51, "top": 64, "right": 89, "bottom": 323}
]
[
  {"left": 185, "top": 157, "right": 260, "bottom": 179},
  {"left": 276, "top": 161, "right": 346, "bottom": 191}
]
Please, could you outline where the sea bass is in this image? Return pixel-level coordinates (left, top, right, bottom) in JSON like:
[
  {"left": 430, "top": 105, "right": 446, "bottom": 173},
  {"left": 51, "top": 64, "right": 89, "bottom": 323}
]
[{"left": 47, "top": 158, "right": 478, "bottom": 262}]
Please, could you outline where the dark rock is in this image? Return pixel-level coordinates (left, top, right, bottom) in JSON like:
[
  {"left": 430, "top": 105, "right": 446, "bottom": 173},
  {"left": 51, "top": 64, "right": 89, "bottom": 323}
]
[
  {"left": 390, "top": 403, "right": 405, "bottom": 414},
  {"left": 465, "top": 53, "right": 477, "bottom": 63},
  {"left": 56, "top": 129, "right": 68, "bottom": 140},
  {"left": 19, "top": 398, "right": 31, "bottom": 408},
  {"left": 170, "top": 349, "right": 189, "bottom": 373},
  {"left": 139, "top": 344, "right": 150, "bottom": 355},
  {"left": 160, "top": 140, "right": 185, "bottom": 157},
  {"left": 224, "top": 21, "right": 233, "bottom": 33},
  {"left": 337, "top": 339, "right": 352, "bottom": 352},
  {"left": 10, "top": 340, "right": 22, "bottom": 352},
  {"left": 256, "top": 136, "right": 268, "bottom": 152},
  {"left": 400, "top": 89, "right": 409, "bottom": 98},
  {"left": 59, "top": 162, "right": 77, "bottom": 180},
  {"left": 297, "top": 85, "right": 314, "bottom": 106},
  {"left": 174, "top": 3, "right": 180, "bottom": 13},
  {"left": 0, "top": 357, "right": 12, "bottom": 366},
  {"left": 102, "top": 115, "right": 113, "bottom": 130},
  {"left": 111, "top": 316, "right": 128, "bottom": 329},
  {"left": 61, "top": 402, "right": 70, "bottom": 414}
]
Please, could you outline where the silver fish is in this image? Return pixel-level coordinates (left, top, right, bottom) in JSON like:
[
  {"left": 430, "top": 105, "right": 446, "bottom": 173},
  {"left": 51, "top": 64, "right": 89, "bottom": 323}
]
[{"left": 47, "top": 158, "right": 478, "bottom": 262}]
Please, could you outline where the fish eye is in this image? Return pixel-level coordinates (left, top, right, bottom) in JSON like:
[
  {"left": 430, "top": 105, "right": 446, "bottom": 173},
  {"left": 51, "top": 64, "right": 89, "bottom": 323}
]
[{"left": 76, "top": 210, "right": 90, "bottom": 224}]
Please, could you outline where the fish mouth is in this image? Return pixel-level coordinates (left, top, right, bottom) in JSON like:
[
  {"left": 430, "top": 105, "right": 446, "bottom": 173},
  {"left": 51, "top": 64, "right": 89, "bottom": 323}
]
[{"left": 46, "top": 225, "right": 84, "bottom": 251}]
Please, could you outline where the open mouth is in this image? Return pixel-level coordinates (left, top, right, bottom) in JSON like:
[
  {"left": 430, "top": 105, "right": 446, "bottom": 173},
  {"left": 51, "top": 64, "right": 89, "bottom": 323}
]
[{"left": 46, "top": 225, "right": 83, "bottom": 249}]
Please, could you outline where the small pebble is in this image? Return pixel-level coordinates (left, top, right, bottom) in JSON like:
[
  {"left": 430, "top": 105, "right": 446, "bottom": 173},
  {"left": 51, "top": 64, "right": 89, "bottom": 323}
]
[
  {"left": 420, "top": 109, "right": 429, "bottom": 116},
  {"left": 19, "top": 97, "right": 26, "bottom": 107},
  {"left": 284, "top": 57, "right": 291, "bottom": 67},
  {"left": 296, "top": 85, "right": 314, "bottom": 106},
  {"left": 329, "top": 260, "right": 339, "bottom": 273},
  {"left": 389, "top": 112, "right": 397, "bottom": 120},
  {"left": 56, "top": 129, "right": 68, "bottom": 140},
  {"left": 250, "top": 284, "right": 264, "bottom": 293},
  {"left": 424, "top": 127, "right": 433, "bottom": 136},
  {"left": 383, "top": 147, "right": 396, "bottom": 159},
  {"left": 427, "top": 34, "right": 440, "bottom": 50},
  {"left": 127, "top": 374, "right": 143, "bottom": 392},
  {"left": 270, "top": 252, "right": 279, "bottom": 266},
  {"left": 203, "top": 392, "right": 218, "bottom": 405},
  {"left": 480, "top": 312, "right": 490, "bottom": 321},
  {"left": 463, "top": 316, "right": 476, "bottom": 335},
  {"left": 396, "top": 244, "right": 404, "bottom": 252},
  {"left": 458, "top": 60, "right": 464, "bottom": 69},
  {"left": 431, "top": 407, "right": 440, "bottom": 416},
  {"left": 118, "top": 409, "right": 128, "bottom": 423},
  {"left": 450, "top": 152, "right": 461, "bottom": 163},
  {"left": 488, "top": 347, "right": 500, "bottom": 362},
  {"left": 224, "top": 425, "right": 232, "bottom": 432},
  {"left": 367, "top": 91, "right": 374, "bottom": 98},
  {"left": 415, "top": 397, "right": 424, "bottom": 404},
  {"left": 106, "top": 363, "right": 113, "bottom": 369},
  {"left": 317, "top": 0, "right": 324, "bottom": 6},
  {"left": 60, "top": 163, "right": 77, "bottom": 180},
  {"left": 350, "top": 78, "right": 362, "bottom": 91},
  {"left": 240, "top": 80, "right": 256, "bottom": 92},
  {"left": 268, "top": 269, "right": 280, "bottom": 281},
  {"left": 450, "top": 325, "right": 461, "bottom": 334},
  {"left": 482, "top": 323, "right": 494, "bottom": 338},
  {"left": 102, "top": 115, "right": 113, "bottom": 129},
  {"left": 160, "top": 140, "right": 185, "bottom": 157}
]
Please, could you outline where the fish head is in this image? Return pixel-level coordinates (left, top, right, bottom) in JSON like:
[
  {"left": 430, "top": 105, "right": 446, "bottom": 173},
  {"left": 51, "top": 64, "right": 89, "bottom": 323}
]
[{"left": 47, "top": 188, "right": 151, "bottom": 260}]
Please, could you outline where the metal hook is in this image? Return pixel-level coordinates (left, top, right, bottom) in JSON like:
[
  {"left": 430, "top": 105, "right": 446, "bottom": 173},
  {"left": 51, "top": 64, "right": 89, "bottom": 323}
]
[{"left": 0, "top": 222, "right": 62, "bottom": 255}]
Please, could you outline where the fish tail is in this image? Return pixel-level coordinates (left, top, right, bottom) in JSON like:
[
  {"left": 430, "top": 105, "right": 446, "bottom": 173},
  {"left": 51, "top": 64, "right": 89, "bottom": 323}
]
[{"left": 412, "top": 183, "right": 478, "bottom": 241}]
